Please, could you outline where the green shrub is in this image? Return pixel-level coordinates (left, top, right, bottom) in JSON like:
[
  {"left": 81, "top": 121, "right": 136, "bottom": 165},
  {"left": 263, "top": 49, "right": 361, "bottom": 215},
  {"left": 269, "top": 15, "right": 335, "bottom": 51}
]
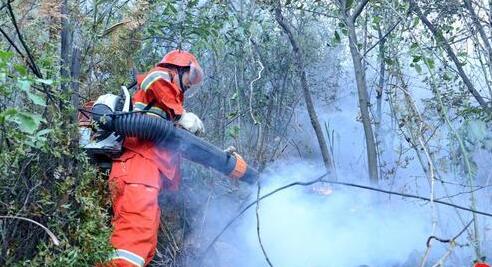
[{"left": 0, "top": 49, "right": 112, "bottom": 266}]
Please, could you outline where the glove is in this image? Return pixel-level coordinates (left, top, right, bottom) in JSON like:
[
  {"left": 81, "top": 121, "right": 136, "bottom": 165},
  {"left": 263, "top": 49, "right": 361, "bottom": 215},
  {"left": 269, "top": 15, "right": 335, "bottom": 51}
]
[
  {"left": 178, "top": 111, "right": 205, "bottom": 136},
  {"left": 224, "top": 146, "right": 237, "bottom": 155}
]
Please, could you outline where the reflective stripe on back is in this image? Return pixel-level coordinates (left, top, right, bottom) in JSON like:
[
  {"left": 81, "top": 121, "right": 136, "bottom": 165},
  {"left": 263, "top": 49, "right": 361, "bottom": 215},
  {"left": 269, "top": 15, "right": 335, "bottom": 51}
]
[
  {"left": 109, "top": 249, "right": 145, "bottom": 267},
  {"left": 141, "top": 71, "right": 171, "bottom": 91}
]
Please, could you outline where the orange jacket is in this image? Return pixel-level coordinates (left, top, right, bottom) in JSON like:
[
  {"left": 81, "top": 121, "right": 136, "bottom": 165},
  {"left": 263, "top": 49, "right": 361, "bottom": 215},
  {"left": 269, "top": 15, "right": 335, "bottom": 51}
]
[{"left": 115, "top": 66, "right": 184, "bottom": 191}]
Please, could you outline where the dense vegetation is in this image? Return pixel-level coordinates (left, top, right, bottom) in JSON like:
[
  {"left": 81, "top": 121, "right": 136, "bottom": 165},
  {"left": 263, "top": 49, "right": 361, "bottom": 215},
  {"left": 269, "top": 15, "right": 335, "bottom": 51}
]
[{"left": 1, "top": 0, "right": 491, "bottom": 266}]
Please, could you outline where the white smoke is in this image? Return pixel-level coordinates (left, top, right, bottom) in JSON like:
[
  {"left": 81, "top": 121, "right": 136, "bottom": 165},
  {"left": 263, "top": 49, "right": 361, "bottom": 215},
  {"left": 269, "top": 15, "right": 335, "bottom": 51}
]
[
  {"left": 206, "top": 162, "right": 426, "bottom": 267},
  {"left": 195, "top": 159, "right": 492, "bottom": 267}
]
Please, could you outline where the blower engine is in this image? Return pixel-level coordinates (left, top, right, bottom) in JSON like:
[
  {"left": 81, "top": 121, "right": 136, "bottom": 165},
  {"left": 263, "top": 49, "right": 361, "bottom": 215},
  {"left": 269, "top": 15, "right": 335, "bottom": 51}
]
[
  {"left": 78, "top": 86, "right": 131, "bottom": 168},
  {"left": 78, "top": 86, "right": 258, "bottom": 184}
]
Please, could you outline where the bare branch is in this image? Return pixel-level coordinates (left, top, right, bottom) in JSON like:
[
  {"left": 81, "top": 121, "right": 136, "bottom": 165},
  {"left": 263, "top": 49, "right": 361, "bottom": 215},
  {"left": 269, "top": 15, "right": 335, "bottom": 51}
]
[
  {"left": 98, "top": 20, "right": 131, "bottom": 38},
  {"left": 427, "top": 220, "right": 473, "bottom": 267},
  {"left": 248, "top": 37, "right": 264, "bottom": 125},
  {"left": 6, "top": 1, "right": 42, "bottom": 78},
  {"left": 426, "top": 219, "right": 473, "bottom": 248},
  {"left": 363, "top": 20, "right": 400, "bottom": 57},
  {"left": 256, "top": 183, "right": 274, "bottom": 267},
  {"left": 0, "top": 215, "right": 60, "bottom": 246}
]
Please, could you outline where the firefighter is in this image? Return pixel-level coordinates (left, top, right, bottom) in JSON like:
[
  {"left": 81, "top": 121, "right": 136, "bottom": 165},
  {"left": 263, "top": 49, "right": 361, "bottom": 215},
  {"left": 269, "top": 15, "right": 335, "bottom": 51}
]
[{"left": 105, "top": 50, "right": 204, "bottom": 266}]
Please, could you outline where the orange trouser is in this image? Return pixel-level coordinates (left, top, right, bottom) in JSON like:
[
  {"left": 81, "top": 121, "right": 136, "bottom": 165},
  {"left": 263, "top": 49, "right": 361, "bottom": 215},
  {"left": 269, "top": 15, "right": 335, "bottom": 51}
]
[{"left": 105, "top": 153, "right": 162, "bottom": 267}]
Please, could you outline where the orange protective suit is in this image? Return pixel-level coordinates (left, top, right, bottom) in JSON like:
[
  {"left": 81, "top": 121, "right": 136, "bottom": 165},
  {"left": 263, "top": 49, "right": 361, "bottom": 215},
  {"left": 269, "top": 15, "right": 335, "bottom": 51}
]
[{"left": 106, "top": 66, "right": 184, "bottom": 266}]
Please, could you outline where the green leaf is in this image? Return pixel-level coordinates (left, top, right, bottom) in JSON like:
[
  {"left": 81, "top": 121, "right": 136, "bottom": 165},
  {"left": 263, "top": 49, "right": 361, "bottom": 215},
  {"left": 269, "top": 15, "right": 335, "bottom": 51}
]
[
  {"left": 7, "top": 111, "right": 44, "bottom": 134},
  {"left": 226, "top": 125, "right": 240, "bottom": 139},
  {"left": 166, "top": 3, "right": 177, "bottom": 14},
  {"left": 36, "top": 128, "right": 52, "bottom": 137},
  {"left": 372, "top": 16, "right": 382, "bottom": 26},
  {"left": 226, "top": 111, "right": 237, "bottom": 119},
  {"left": 457, "top": 51, "right": 467, "bottom": 58},
  {"left": 0, "top": 108, "right": 17, "bottom": 123},
  {"left": 27, "top": 91, "right": 46, "bottom": 106},
  {"left": 424, "top": 57, "right": 435, "bottom": 69},
  {"left": 346, "top": 0, "right": 355, "bottom": 9},
  {"left": 187, "top": 0, "right": 199, "bottom": 7},
  {"left": 413, "top": 63, "right": 422, "bottom": 74},
  {"left": 384, "top": 58, "right": 394, "bottom": 65},
  {"left": 0, "top": 50, "right": 13, "bottom": 60},
  {"left": 412, "top": 55, "right": 422, "bottom": 63},
  {"left": 333, "top": 30, "right": 341, "bottom": 44},
  {"left": 14, "top": 64, "right": 28, "bottom": 76}
]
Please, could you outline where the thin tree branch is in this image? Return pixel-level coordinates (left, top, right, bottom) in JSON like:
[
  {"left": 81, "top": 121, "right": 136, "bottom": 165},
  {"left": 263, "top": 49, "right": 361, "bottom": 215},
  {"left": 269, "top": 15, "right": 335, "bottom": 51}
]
[
  {"left": 0, "top": 27, "right": 35, "bottom": 72},
  {"left": 423, "top": 219, "right": 473, "bottom": 267},
  {"left": 363, "top": 20, "right": 400, "bottom": 57},
  {"left": 256, "top": 183, "right": 274, "bottom": 267},
  {"left": 6, "top": 1, "right": 42, "bottom": 78},
  {"left": 426, "top": 219, "right": 473, "bottom": 247},
  {"left": 97, "top": 20, "right": 130, "bottom": 38},
  {"left": 248, "top": 37, "right": 264, "bottom": 125},
  {"left": 351, "top": 0, "right": 370, "bottom": 22}
]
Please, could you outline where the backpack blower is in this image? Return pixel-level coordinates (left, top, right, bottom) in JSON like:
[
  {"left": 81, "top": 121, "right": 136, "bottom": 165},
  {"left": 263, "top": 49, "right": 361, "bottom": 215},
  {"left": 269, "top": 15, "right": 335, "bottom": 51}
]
[{"left": 78, "top": 85, "right": 258, "bottom": 184}]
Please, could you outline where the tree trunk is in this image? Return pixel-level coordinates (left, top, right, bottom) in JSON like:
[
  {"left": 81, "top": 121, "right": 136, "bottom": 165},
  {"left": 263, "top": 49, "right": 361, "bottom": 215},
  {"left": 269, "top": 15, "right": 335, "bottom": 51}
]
[
  {"left": 70, "top": 45, "right": 81, "bottom": 119},
  {"left": 375, "top": 23, "right": 386, "bottom": 181},
  {"left": 345, "top": 16, "right": 379, "bottom": 183},
  {"left": 376, "top": 25, "right": 385, "bottom": 136},
  {"left": 274, "top": 5, "right": 333, "bottom": 171},
  {"left": 60, "top": 0, "right": 70, "bottom": 93}
]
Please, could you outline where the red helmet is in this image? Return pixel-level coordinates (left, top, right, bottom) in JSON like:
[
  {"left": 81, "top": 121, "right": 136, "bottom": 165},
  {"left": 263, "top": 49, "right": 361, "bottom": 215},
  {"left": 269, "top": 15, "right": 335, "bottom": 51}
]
[{"left": 159, "top": 50, "right": 203, "bottom": 86}]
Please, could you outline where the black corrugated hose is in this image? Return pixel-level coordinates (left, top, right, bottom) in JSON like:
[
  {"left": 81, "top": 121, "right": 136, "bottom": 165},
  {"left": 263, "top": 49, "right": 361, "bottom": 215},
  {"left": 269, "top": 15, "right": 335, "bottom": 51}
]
[{"left": 95, "top": 110, "right": 258, "bottom": 184}]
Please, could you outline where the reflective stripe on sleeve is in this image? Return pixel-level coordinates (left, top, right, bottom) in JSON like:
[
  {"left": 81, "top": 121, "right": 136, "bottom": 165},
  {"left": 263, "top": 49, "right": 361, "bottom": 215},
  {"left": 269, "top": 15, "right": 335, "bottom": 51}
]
[
  {"left": 141, "top": 71, "right": 171, "bottom": 91},
  {"left": 109, "top": 249, "right": 145, "bottom": 267},
  {"left": 134, "top": 102, "right": 168, "bottom": 119}
]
